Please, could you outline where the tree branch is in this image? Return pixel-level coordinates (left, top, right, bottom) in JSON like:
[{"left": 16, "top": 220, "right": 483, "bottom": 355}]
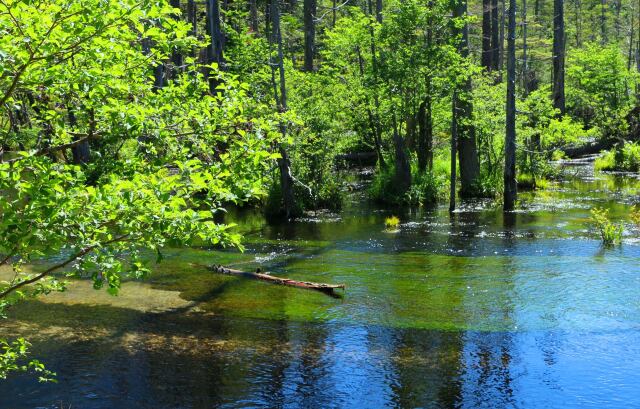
[{"left": 0, "top": 234, "right": 129, "bottom": 300}]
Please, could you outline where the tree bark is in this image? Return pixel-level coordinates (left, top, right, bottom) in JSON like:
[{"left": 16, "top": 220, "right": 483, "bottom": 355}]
[
  {"left": 450, "top": 92, "right": 458, "bottom": 212},
  {"left": 637, "top": 0, "right": 640, "bottom": 104},
  {"left": 491, "top": 0, "right": 500, "bottom": 71},
  {"left": 504, "top": 0, "right": 517, "bottom": 211},
  {"left": 574, "top": 0, "right": 582, "bottom": 46},
  {"left": 497, "top": 0, "right": 505, "bottom": 80},
  {"left": 68, "top": 108, "right": 91, "bottom": 165},
  {"left": 170, "top": 0, "right": 184, "bottom": 75},
  {"left": 522, "top": 0, "right": 529, "bottom": 96},
  {"left": 376, "top": 0, "right": 383, "bottom": 22},
  {"left": 356, "top": 46, "right": 384, "bottom": 167},
  {"left": 210, "top": 265, "right": 345, "bottom": 297},
  {"left": 303, "top": 0, "right": 316, "bottom": 71},
  {"left": 206, "top": 0, "right": 224, "bottom": 92},
  {"left": 452, "top": 0, "right": 481, "bottom": 198},
  {"left": 553, "top": 0, "right": 566, "bottom": 114},
  {"left": 417, "top": 92, "right": 433, "bottom": 172},
  {"left": 482, "top": 0, "right": 492, "bottom": 70},
  {"left": 392, "top": 113, "right": 412, "bottom": 194},
  {"left": 600, "top": 0, "right": 607, "bottom": 44},
  {"left": 270, "top": 0, "right": 296, "bottom": 219},
  {"left": 249, "top": 0, "right": 259, "bottom": 34},
  {"left": 367, "top": 0, "right": 386, "bottom": 168}
]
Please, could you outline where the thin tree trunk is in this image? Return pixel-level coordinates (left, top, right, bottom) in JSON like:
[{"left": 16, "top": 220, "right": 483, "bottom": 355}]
[
  {"left": 491, "top": 0, "right": 500, "bottom": 71},
  {"left": 392, "top": 113, "right": 412, "bottom": 194},
  {"left": 482, "top": 0, "right": 492, "bottom": 70},
  {"left": 333, "top": 0, "right": 337, "bottom": 26},
  {"left": 170, "top": 0, "right": 184, "bottom": 75},
  {"left": 303, "top": 0, "right": 316, "bottom": 71},
  {"left": 270, "top": 0, "right": 296, "bottom": 219},
  {"left": 601, "top": 0, "right": 607, "bottom": 44},
  {"left": 368, "top": 0, "right": 385, "bottom": 168},
  {"left": 575, "top": 0, "right": 581, "bottom": 46},
  {"left": 629, "top": 6, "right": 635, "bottom": 71},
  {"left": 357, "top": 46, "right": 384, "bottom": 167},
  {"left": 206, "top": 0, "right": 224, "bottom": 92},
  {"left": 504, "top": 0, "right": 517, "bottom": 211},
  {"left": 498, "top": 0, "right": 505, "bottom": 79},
  {"left": 450, "top": 92, "right": 458, "bottom": 212},
  {"left": 249, "top": 0, "right": 259, "bottom": 33},
  {"left": 376, "top": 0, "right": 383, "bottom": 22},
  {"left": 417, "top": 93, "right": 433, "bottom": 172},
  {"left": 637, "top": 0, "right": 640, "bottom": 104},
  {"left": 68, "top": 108, "right": 91, "bottom": 165},
  {"left": 522, "top": 0, "right": 529, "bottom": 96},
  {"left": 188, "top": 0, "right": 197, "bottom": 46},
  {"left": 553, "top": 0, "right": 566, "bottom": 114},
  {"left": 452, "top": 0, "right": 481, "bottom": 198}
]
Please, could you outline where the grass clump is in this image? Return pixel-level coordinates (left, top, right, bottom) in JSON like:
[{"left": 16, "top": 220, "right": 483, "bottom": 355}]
[
  {"left": 590, "top": 207, "right": 624, "bottom": 245},
  {"left": 385, "top": 216, "right": 400, "bottom": 229}
]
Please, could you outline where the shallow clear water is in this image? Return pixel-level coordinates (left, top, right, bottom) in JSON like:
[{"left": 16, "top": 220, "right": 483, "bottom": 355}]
[{"left": 2, "top": 158, "right": 640, "bottom": 408}]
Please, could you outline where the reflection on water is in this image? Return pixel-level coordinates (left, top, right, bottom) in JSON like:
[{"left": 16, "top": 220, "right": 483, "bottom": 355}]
[{"left": 2, "top": 158, "right": 640, "bottom": 408}]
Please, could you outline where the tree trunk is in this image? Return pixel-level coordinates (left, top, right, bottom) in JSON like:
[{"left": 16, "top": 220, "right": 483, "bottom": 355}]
[
  {"left": 522, "top": 0, "right": 529, "bottom": 96},
  {"left": 553, "top": 0, "right": 566, "bottom": 114},
  {"left": 629, "top": 6, "right": 635, "bottom": 71},
  {"left": 368, "top": 0, "right": 386, "bottom": 168},
  {"left": 417, "top": 92, "right": 433, "bottom": 172},
  {"left": 68, "top": 108, "right": 91, "bottom": 165},
  {"left": 637, "top": 0, "right": 640, "bottom": 104},
  {"left": 170, "top": 0, "right": 183, "bottom": 75},
  {"left": 206, "top": 0, "right": 224, "bottom": 92},
  {"left": 482, "top": 0, "right": 492, "bottom": 70},
  {"left": 491, "top": 0, "right": 499, "bottom": 71},
  {"left": 452, "top": 0, "right": 481, "bottom": 198},
  {"left": 249, "top": 0, "right": 259, "bottom": 34},
  {"left": 497, "top": 0, "right": 505, "bottom": 79},
  {"left": 575, "top": 0, "right": 581, "bottom": 46},
  {"left": 270, "top": 0, "right": 296, "bottom": 219},
  {"left": 356, "top": 46, "right": 384, "bottom": 167},
  {"left": 303, "top": 0, "right": 316, "bottom": 71},
  {"left": 393, "top": 114, "right": 412, "bottom": 195},
  {"left": 332, "top": 0, "right": 337, "bottom": 26},
  {"left": 418, "top": 12, "right": 434, "bottom": 172},
  {"left": 601, "top": 0, "right": 607, "bottom": 45},
  {"left": 376, "top": 0, "right": 383, "bottom": 22},
  {"left": 504, "top": 0, "right": 517, "bottom": 211},
  {"left": 450, "top": 92, "right": 458, "bottom": 212}
]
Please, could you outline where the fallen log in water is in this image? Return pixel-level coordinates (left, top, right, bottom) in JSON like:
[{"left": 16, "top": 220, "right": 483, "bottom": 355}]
[{"left": 209, "top": 265, "right": 345, "bottom": 298}]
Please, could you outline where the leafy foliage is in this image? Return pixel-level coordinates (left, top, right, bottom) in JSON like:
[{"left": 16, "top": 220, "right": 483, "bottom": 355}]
[{"left": 590, "top": 207, "right": 624, "bottom": 245}]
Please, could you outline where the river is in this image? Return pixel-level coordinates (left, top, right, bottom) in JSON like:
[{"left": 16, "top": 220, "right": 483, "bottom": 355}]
[{"left": 2, "top": 157, "right": 640, "bottom": 408}]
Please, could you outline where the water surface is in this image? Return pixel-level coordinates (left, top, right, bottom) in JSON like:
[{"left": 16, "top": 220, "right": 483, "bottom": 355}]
[{"left": 2, "top": 158, "right": 640, "bottom": 408}]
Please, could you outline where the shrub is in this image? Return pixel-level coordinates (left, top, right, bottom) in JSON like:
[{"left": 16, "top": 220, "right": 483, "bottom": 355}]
[
  {"left": 631, "top": 206, "right": 640, "bottom": 227},
  {"left": 369, "top": 164, "right": 444, "bottom": 206},
  {"left": 595, "top": 142, "right": 640, "bottom": 172},
  {"left": 518, "top": 173, "right": 550, "bottom": 190},
  {"left": 590, "top": 207, "right": 624, "bottom": 245}
]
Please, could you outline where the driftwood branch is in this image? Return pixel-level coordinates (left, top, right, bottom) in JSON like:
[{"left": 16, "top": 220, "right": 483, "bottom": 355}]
[{"left": 210, "top": 265, "right": 345, "bottom": 298}]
